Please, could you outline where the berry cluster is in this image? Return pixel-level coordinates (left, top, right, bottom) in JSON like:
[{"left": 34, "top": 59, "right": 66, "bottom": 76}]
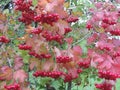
[
  {"left": 18, "top": 11, "right": 35, "bottom": 25},
  {"left": 63, "top": 74, "right": 72, "bottom": 82},
  {"left": 15, "top": 0, "right": 35, "bottom": 25},
  {"left": 31, "top": 28, "right": 42, "bottom": 34},
  {"left": 34, "top": 13, "right": 60, "bottom": 26},
  {"left": 42, "top": 30, "right": 63, "bottom": 43},
  {"left": 78, "top": 61, "right": 90, "bottom": 68},
  {"left": 56, "top": 56, "right": 72, "bottom": 63},
  {"left": 63, "top": 74, "right": 78, "bottom": 83},
  {"left": 67, "top": 16, "right": 79, "bottom": 23},
  {"left": 102, "top": 18, "right": 116, "bottom": 25},
  {"left": 15, "top": 0, "right": 32, "bottom": 12},
  {"left": 86, "top": 23, "right": 93, "bottom": 30},
  {"left": 33, "top": 71, "right": 63, "bottom": 79},
  {"left": 95, "top": 81, "right": 113, "bottom": 90},
  {"left": 64, "top": 28, "right": 72, "bottom": 34},
  {"left": 113, "top": 51, "right": 120, "bottom": 57},
  {"left": 101, "top": 22, "right": 109, "bottom": 29},
  {"left": 0, "top": 36, "right": 9, "bottom": 43},
  {"left": 98, "top": 70, "right": 120, "bottom": 80},
  {"left": 77, "top": 69, "right": 82, "bottom": 74},
  {"left": 18, "top": 44, "right": 32, "bottom": 50},
  {"left": 98, "top": 46, "right": 111, "bottom": 51},
  {"left": 109, "top": 30, "right": 120, "bottom": 36},
  {"left": 4, "top": 83, "right": 20, "bottom": 90},
  {"left": 29, "top": 51, "right": 51, "bottom": 59}
]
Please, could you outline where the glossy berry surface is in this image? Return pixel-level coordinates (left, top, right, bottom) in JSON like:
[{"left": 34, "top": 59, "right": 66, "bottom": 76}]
[
  {"left": 4, "top": 83, "right": 20, "bottom": 90},
  {"left": 56, "top": 56, "right": 72, "bottom": 63}
]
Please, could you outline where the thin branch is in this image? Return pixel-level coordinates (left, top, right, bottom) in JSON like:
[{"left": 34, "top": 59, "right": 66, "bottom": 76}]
[
  {"left": 7, "top": 58, "right": 12, "bottom": 67},
  {"left": 72, "top": 31, "right": 92, "bottom": 46},
  {"left": 67, "top": 82, "right": 72, "bottom": 90}
]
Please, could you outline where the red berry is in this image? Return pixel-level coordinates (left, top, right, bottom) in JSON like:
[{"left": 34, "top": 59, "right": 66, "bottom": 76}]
[
  {"left": 109, "top": 30, "right": 120, "bottom": 36},
  {"left": 18, "top": 44, "right": 32, "bottom": 50},
  {"left": 56, "top": 56, "right": 72, "bottom": 63},
  {"left": 0, "top": 36, "right": 10, "bottom": 43},
  {"left": 95, "top": 81, "right": 113, "bottom": 90},
  {"left": 64, "top": 28, "right": 72, "bottom": 34},
  {"left": 78, "top": 61, "right": 90, "bottom": 68},
  {"left": 98, "top": 70, "right": 120, "bottom": 80},
  {"left": 31, "top": 28, "right": 42, "bottom": 34},
  {"left": 33, "top": 71, "right": 63, "bottom": 79},
  {"left": 67, "top": 16, "right": 79, "bottom": 23},
  {"left": 4, "top": 83, "right": 20, "bottom": 90},
  {"left": 34, "top": 13, "right": 59, "bottom": 25},
  {"left": 86, "top": 23, "right": 93, "bottom": 30}
]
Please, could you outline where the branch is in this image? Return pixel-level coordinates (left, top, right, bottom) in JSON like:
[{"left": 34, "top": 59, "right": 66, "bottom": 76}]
[
  {"left": 67, "top": 82, "right": 72, "bottom": 90},
  {"left": 72, "top": 31, "right": 92, "bottom": 46}
]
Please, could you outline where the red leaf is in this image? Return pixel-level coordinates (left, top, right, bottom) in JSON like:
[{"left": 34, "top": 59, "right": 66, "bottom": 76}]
[
  {"left": 65, "top": 37, "right": 73, "bottom": 44},
  {"left": 13, "top": 69, "right": 28, "bottom": 83},
  {"left": 54, "top": 47, "right": 61, "bottom": 57},
  {"left": 0, "top": 66, "right": 12, "bottom": 81},
  {"left": 73, "top": 45, "right": 82, "bottom": 56},
  {"left": 14, "top": 56, "right": 23, "bottom": 70},
  {"left": 42, "top": 61, "right": 54, "bottom": 71}
]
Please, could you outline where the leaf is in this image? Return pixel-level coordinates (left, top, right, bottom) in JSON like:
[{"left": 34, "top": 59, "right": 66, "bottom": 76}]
[
  {"left": 95, "top": 27, "right": 105, "bottom": 33},
  {"left": 73, "top": 45, "right": 82, "bottom": 56},
  {"left": 79, "top": 40, "right": 87, "bottom": 54},
  {"left": 116, "top": 79, "right": 120, "bottom": 90},
  {"left": 0, "top": 81, "right": 6, "bottom": 90},
  {"left": 0, "top": 66, "right": 13, "bottom": 81},
  {"left": 14, "top": 56, "right": 23, "bottom": 70},
  {"left": 29, "top": 58, "right": 41, "bottom": 70},
  {"left": 51, "top": 80, "right": 61, "bottom": 90},
  {"left": 54, "top": 47, "right": 61, "bottom": 57},
  {"left": 65, "top": 37, "right": 73, "bottom": 44},
  {"left": 13, "top": 69, "right": 28, "bottom": 83},
  {"left": 64, "top": 2, "right": 70, "bottom": 8},
  {"left": 72, "top": 11, "right": 83, "bottom": 16},
  {"left": 56, "top": 20, "right": 68, "bottom": 35},
  {"left": 32, "top": 0, "right": 38, "bottom": 6},
  {"left": 42, "top": 60, "right": 54, "bottom": 71},
  {"left": 68, "top": 68, "right": 78, "bottom": 78}
]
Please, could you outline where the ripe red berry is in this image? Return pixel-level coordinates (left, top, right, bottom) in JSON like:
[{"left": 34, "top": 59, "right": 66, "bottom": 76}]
[
  {"left": 77, "top": 69, "right": 82, "bottom": 74},
  {"left": 98, "top": 70, "right": 120, "bottom": 80},
  {"left": 109, "top": 30, "right": 120, "bottom": 36},
  {"left": 56, "top": 56, "right": 72, "bottom": 63},
  {"left": 18, "top": 44, "right": 32, "bottom": 50},
  {"left": 95, "top": 81, "right": 113, "bottom": 90},
  {"left": 0, "top": 36, "right": 10, "bottom": 43},
  {"left": 33, "top": 71, "right": 63, "bottom": 79},
  {"left": 78, "top": 61, "right": 90, "bottom": 68},
  {"left": 113, "top": 51, "right": 120, "bottom": 57},
  {"left": 34, "top": 13, "right": 59, "bottom": 26},
  {"left": 31, "top": 28, "right": 42, "bottom": 34},
  {"left": 64, "top": 28, "right": 72, "bottom": 34},
  {"left": 67, "top": 16, "right": 79, "bottom": 23},
  {"left": 4, "top": 83, "right": 20, "bottom": 90},
  {"left": 86, "top": 23, "right": 93, "bottom": 30}
]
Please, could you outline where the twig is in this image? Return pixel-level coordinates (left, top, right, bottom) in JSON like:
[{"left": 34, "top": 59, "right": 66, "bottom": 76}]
[
  {"left": 67, "top": 82, "right": 72, "bottom": 90},
  {"left": 7, "top": 58, "right": 12, "bottom": 67},
  {"left": 72, "top": 31, "right": 92, "bottom": 46}
]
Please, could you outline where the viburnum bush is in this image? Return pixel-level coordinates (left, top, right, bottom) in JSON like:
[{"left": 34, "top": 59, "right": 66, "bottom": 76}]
[{"left": 1, "top": 0, "right": 120, "bottom": 90}]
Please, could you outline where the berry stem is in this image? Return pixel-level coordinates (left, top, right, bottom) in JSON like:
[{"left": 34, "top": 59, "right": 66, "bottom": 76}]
[{"left": 67, "top": 81, "right": 72, "bottom": 90}]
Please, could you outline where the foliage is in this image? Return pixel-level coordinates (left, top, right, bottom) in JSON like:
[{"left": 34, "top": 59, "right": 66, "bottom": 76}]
[{"left": 1, "top": 0, "right": 120, "bottom": 90}]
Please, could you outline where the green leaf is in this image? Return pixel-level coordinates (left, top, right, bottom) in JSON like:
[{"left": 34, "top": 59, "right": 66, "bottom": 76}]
[
  {"left": 51, "top": 80, "right": 61, "bottom": 90},
  {"left": 116, "top": 79, "right": 120, "bottom": 90},
  {"left": 32, "top": 0, "right": 38, "bottom": 6},
  {"left": 79, "top": 40, "right": 87, "bottom": 54}
]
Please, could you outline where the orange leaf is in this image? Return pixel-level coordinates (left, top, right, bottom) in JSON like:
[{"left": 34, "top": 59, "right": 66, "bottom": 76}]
[{"left": 0, "top": 66, "right": 13, "bottom": 81}]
